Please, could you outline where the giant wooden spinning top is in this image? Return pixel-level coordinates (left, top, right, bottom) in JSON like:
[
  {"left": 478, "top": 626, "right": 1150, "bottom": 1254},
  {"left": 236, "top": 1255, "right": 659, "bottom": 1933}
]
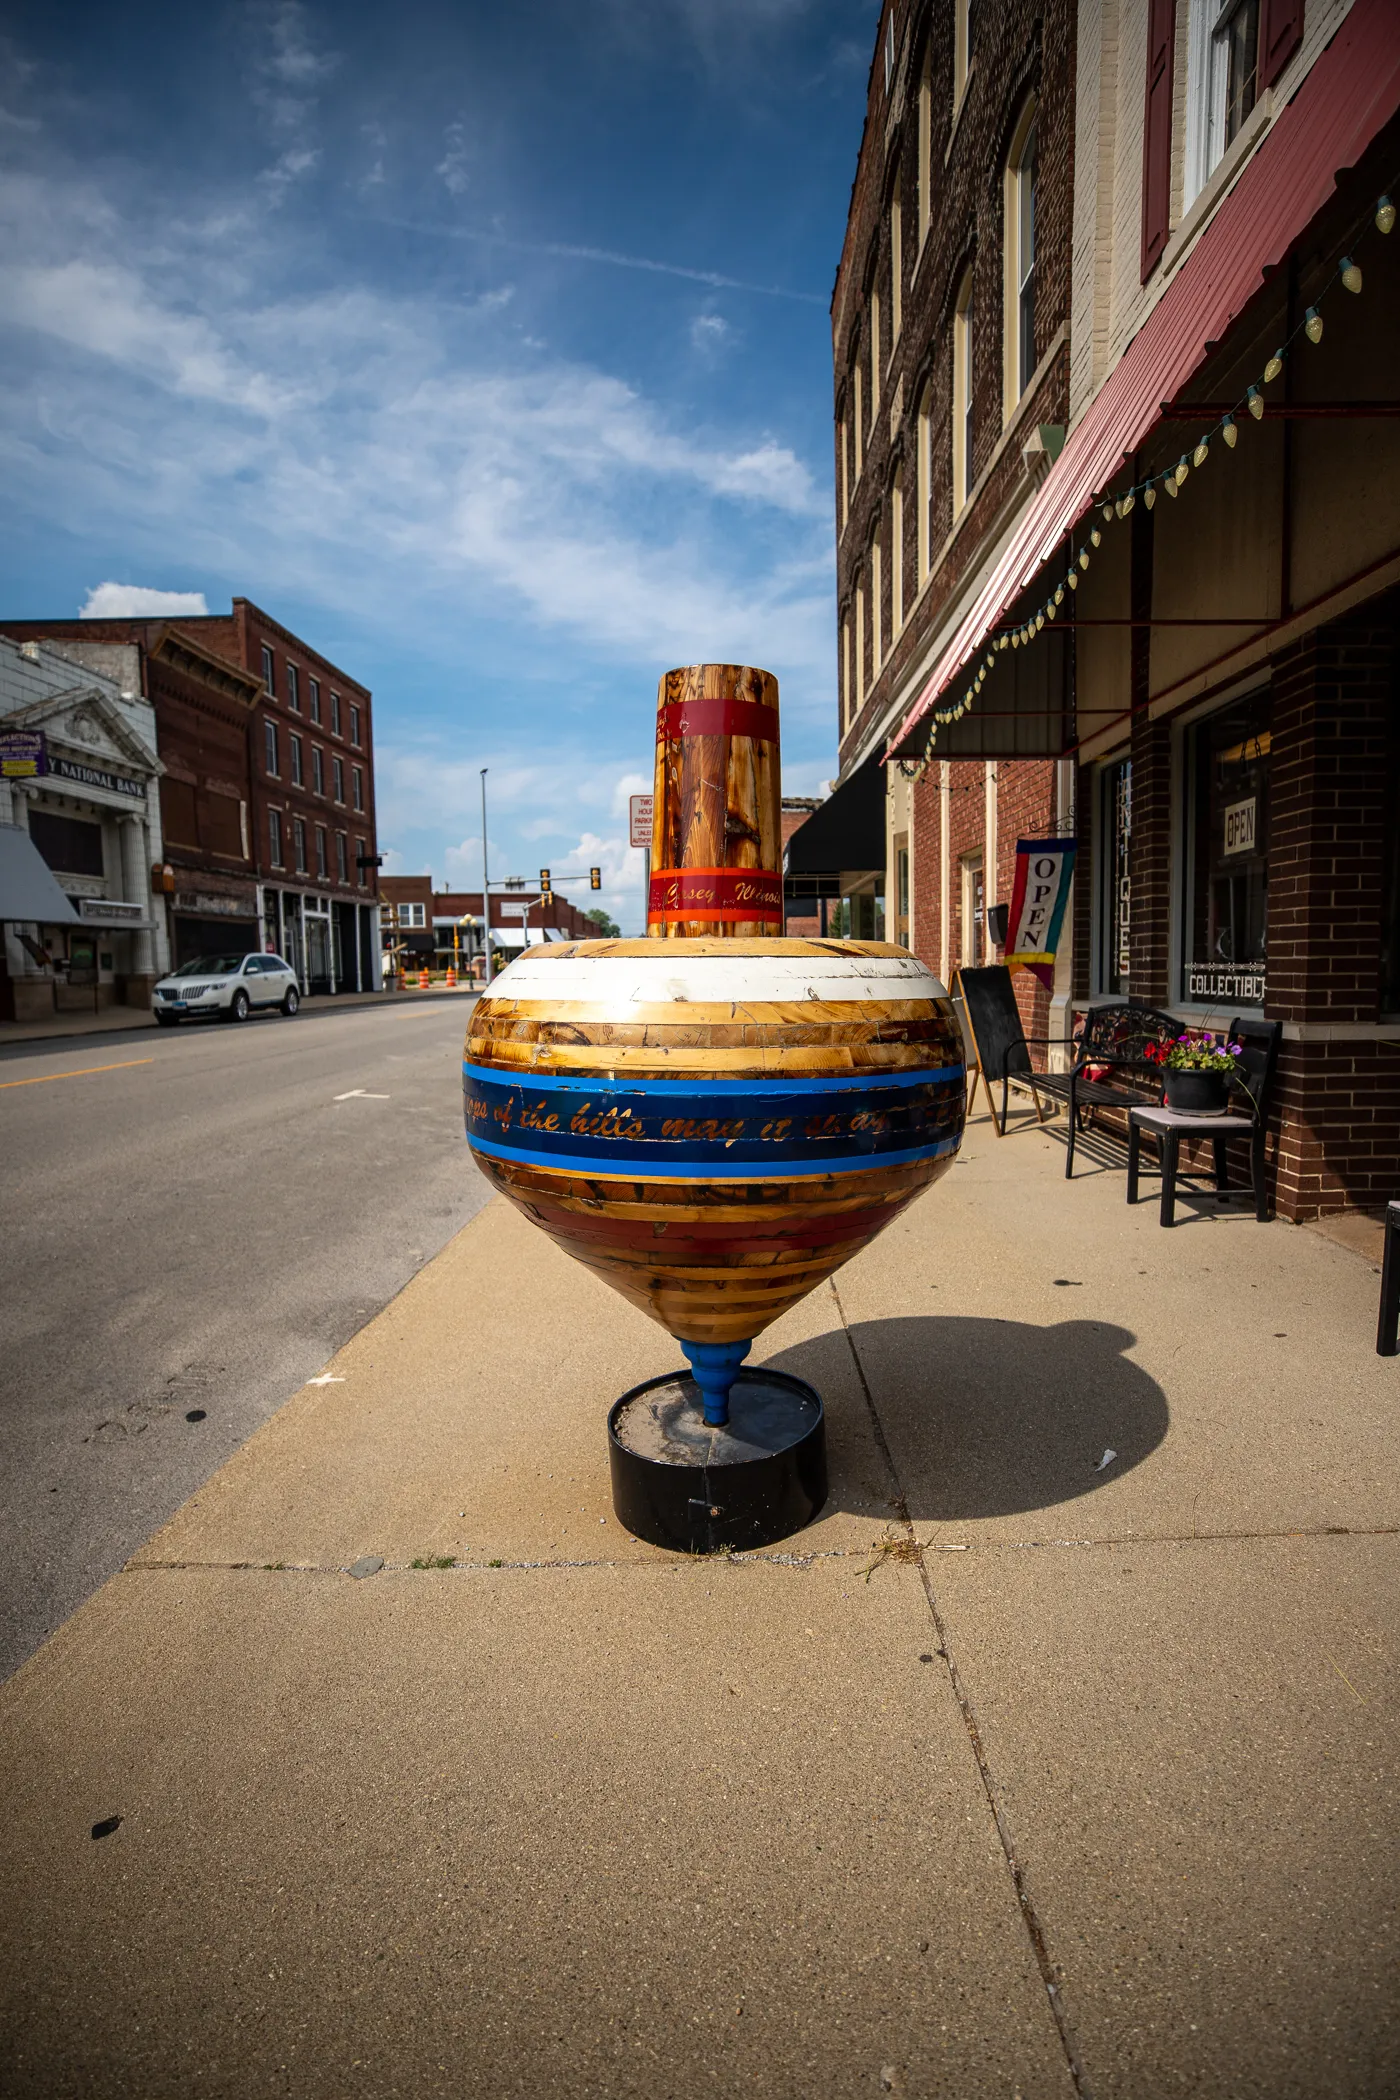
[{"left": 463, "top": 664, "right": 965, "bottom": 1549}]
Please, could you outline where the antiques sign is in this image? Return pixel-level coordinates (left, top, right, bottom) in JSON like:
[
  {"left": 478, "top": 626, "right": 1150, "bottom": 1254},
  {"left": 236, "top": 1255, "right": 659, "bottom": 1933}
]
[{"left": 0, "top": 730, "right": 46, "bottom": 779}]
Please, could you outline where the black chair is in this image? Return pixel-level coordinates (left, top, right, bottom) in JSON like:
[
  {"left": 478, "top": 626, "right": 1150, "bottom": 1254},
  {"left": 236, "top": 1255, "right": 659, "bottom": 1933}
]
[
  {"left": 1126, "top": 1017, "right": 1282, "bottom": 1227},
  {"left": 1023, "top": 1001, "right": 1182, "bottom": 1177},
  {"left": 1377, "top": 1201, "right": 1400, "bottom": 1354}
]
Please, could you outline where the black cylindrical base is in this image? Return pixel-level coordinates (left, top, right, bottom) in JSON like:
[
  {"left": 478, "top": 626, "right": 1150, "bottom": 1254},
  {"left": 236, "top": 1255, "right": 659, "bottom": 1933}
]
[{"left": 608, "top": 1366, "right": 827, "bottom": 1554}]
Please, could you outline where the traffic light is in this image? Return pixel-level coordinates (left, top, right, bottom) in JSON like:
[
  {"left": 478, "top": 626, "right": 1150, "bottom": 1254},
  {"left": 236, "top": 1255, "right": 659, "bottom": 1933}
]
[
  {"left": 590, "top": 867, "right": 601, "bottom": 890},
  {"left": 539, "top": 867, "right": 552, "bottom": 896}
]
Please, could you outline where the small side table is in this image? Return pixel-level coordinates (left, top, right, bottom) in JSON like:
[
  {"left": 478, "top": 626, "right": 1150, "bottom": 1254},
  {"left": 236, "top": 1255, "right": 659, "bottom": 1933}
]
[
  {"left": 1377, "top": 1200, "right": 1400, "bottom": 1356},
  {"left": 1127, "top": 1105, "right": 1266, "bottom": 1228}
]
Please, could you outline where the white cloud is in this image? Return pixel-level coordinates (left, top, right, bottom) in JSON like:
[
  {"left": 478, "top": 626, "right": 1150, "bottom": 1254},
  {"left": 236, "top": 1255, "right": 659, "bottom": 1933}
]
[
  {"left": 80, "top": 582, "right": 210, "bottom": 618},
  {"left": 691, "top": 310, "right": 730, "bottom": 353},
  {"left": 436, "top": 121, "right": 470, "bottom": 198}
]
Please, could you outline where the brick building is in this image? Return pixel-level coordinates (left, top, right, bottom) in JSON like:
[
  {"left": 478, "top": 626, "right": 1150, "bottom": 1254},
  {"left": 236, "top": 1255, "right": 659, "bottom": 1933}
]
[
  {"left": 826, "top": 0, "right": 1400, "bottom": 1221},
  {"left": 379, "top": 876, "right": 599, "bottom": 971},
  {"left": 2, "top": 600, "right": 380, "bottom": 994}
]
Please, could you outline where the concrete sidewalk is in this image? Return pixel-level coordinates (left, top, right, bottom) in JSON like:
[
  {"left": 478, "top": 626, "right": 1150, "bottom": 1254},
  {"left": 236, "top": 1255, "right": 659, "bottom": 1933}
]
[{"left": 3, "top": 1102, "right": 1397, "bottom": 2098}]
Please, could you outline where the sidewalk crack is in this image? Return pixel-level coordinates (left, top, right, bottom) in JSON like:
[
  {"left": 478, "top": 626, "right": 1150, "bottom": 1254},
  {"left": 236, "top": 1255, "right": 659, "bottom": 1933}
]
[{"left": 829, "top": 1277, "right": 1092, "bottom": 2100}]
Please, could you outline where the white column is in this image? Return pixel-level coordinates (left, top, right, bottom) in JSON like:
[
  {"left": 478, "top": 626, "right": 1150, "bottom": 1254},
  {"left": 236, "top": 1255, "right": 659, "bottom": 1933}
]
[
  {"left": 297, "top": 894, "right": 308, "bottom": 994},
  {"left": 938, "top": 761, "right": 951, "bottom": 986},
  {"left": 120, "top": 815, "right": 154, "bottom": 976}
]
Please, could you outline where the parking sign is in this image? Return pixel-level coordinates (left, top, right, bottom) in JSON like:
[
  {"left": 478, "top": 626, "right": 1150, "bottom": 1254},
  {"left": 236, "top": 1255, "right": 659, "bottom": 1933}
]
[{"left": 629, "top": 793, "right": 653, "bottom": 849}]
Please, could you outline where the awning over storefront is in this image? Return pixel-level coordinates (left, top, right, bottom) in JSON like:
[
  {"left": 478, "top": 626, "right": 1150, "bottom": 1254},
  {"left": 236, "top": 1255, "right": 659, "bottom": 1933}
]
[
  {"left": 784, "top": 757, "right": 885, "bottom": 880},
  {"left": 889, "top": 0, "right": 1400, "bottom": 758},
  {"left": 0, "top": 824, "right": 80, "bottom": 924}
]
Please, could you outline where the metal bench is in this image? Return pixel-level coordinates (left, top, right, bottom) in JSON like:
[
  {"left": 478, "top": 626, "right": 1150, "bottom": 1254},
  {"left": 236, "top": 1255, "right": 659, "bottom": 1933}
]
[{"left": 1011, "top": 1002, "right": 1183, "bottom": 1178}]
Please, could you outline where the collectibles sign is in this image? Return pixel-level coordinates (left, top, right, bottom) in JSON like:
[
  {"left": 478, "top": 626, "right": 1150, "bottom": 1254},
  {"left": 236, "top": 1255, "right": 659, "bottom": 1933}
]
[
  {"left": 0, "top": 730, "right": 46, "bottom": 779},
  {"left": 1005, "top": 837, "right": 1078, "bottom": 991}
]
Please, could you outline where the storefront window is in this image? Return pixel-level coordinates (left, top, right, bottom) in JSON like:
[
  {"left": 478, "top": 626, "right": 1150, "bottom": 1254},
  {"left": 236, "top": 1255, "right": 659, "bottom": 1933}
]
[
  {"left": 1099, "top": 757, "right": 1131, "bottom": 996},
  {"left": 1183, "top": 690, "right": 1269, "bottom": 1009}
]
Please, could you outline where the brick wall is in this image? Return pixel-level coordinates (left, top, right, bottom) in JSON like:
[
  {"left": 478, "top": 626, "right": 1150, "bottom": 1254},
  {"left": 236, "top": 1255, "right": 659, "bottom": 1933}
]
[{"left": 834, "top": 0, "right": 1077, "bottom": 767}]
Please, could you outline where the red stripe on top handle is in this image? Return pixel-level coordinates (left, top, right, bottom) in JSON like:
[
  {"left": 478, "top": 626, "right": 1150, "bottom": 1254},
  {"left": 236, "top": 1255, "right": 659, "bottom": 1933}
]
[
  {"left": 648, "top": 868, "right": 784, "bottom": 917},
  {"left": 656, "top": 697, "right": 780, "bottom": 743}
]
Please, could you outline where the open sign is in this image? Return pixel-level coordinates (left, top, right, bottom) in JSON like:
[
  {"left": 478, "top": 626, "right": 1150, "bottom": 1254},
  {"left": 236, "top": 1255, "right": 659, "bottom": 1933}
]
[{"left": 1223, "top": 797, "right": 1256, "bottom": 856}]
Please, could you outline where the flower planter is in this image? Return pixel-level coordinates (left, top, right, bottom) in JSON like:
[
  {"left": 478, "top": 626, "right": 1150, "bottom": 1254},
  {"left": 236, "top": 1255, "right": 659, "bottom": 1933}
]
[{"left": 1163, "top": 1068, "right": 1230, "bottom": 1114}]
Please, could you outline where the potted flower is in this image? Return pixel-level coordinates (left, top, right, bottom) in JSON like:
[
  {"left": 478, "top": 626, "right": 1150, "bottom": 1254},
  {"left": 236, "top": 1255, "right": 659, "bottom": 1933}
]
[{"left": 1143, "top": 1032, "right": 1245, "bottom": 1113}]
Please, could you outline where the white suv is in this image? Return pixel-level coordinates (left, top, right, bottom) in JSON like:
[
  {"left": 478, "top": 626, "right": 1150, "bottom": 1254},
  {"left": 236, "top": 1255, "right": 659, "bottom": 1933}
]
[{"left": 153, "top": 952, "right": 300, "bottom": 1026}]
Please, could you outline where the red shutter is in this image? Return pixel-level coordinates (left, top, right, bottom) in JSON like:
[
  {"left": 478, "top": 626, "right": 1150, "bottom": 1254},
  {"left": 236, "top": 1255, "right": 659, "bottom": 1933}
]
[
  {"left": 1259, "top": 0, "right": 1304, "bottom": 92},
  {"left": 1140, "top": 0, "right": 1177, "bottom": 281}
]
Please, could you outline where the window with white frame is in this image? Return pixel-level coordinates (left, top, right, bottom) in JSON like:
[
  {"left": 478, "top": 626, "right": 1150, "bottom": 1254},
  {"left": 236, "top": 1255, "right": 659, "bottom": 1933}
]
[
  {"left": 952, "top": 268, "right": 974, "bottom": 513},
  {"left": 891, "top": 467, "right": 904, "bottom": 635},
  {"left": 315, "top": 826, "right": 328, "bottom": 880},
  {"left": 398, "top": 901, "right": 426, "bottom": 929},
  {"left": 917, "top": 42, "right": 932, "bottom": 245},
  {"left": 287, "top": 663, "right": 301, "bottom": 713},
  {"left": 336, "top": 833, "right": 348, "bottom": 884},
  {"left": 870, "top": 529, "right": 883, "bottom": 680},
  {"left": 333, "top": 755, "right": 345, "bottom": 803},
  {"left": 1183, "top": 0, "right": 1261, "bottom": 211},
  {"left": 884, "top": 5, "right": 896, "bottom": 92},
  {"left": 352, "top": 764, "right": 364, "bottom": 812},
  {"left": 264, "top": 719, "right": 279, "bottom": 776},
  {"left": 309, "top": 676, "right": 322, "bottom": 724},
  {"left": 261, "top": 644, "right": 275, "bottom": 696},
  {"left": 312, "top": 746, "right": 325, "bottom": 796},
  {"left": 293, "top": 817, "right": 307, "bottom": 873},
  {"left": 854, "top": 363, "right": 864, "bottom": 478},
  {"left": 953, "top": 0, "right": 972, "bottom": 108},
  {"left": 889, "top": 196, "right": 903, "bottom": 346},
  {"left": 349, "top": 703, "right": 361, "bottom": 746},
  {"left": 290, "top": 734, "right": 303, "bottom": 788},
  {"left": 855, "top": 571, "right": 867, "bottom": 717},
  {"left": 839, "top": 415, "right": 849, "bottom": 528},
  {"left": 1004, "top": 99, "right": 1038, "bottom": 416},
  {"left": 917, "top": 381, "right": 933, "bottom": 583},
  {"left": 841, "top": 616, "right": 852, "bottom": 733},
  {"left": 268, "top": 808, "right": 284, "bottom": 867},
  {"left": 356, "top": 837, "right": 368, "bottom": 889},
  {"left": 870, "top": 287, "right": 881, "bottom": 417}
]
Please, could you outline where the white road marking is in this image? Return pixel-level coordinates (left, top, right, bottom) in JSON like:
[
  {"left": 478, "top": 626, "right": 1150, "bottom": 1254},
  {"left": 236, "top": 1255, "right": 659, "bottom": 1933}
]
[
  {"left": 334, "top": 1088, "right": 391, "bottom": 1100},
  {"left": 307, "top": 1374, "right": 346, "bottom": 1387}
]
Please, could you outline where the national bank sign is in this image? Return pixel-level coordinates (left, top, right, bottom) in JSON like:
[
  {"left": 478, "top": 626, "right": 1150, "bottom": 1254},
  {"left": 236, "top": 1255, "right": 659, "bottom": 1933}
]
[{"left": 49, "top": 755, "right": 146, "bottom": 799}]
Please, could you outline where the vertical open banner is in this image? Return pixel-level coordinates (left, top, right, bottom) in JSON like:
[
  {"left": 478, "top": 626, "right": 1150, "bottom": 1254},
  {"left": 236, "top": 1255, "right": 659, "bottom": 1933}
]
[{"left": 1005, "top": 838, "right": 1077, "bottom": 991}]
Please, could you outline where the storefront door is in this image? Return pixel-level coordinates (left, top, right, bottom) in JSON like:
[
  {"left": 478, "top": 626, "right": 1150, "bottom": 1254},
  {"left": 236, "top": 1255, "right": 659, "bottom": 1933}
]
[{"left": 1183, "top": 691, "right": 1269, "bottom": 1010}]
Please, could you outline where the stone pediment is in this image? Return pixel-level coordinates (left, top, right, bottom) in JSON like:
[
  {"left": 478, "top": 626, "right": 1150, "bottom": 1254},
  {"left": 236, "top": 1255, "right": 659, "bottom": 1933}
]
[{"left": 4, "top": 686, "right": 160, "bottom": 777}]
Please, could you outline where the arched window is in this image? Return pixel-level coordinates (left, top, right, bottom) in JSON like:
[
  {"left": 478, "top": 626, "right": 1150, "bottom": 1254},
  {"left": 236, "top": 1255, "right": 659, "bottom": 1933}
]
[
  {"left": 841, "top": 614, "right": 852, "bottom": 731},
  {"left": 1004, "top": 97, "right": 1038, "bottom": 417},
  {"left": 917, "top": 44, "right": 932, "bottom": 247},
  {"left": 890, "top": 195, "right": 903, "bottom": 344},
  {"left": 855, "top": 570, "right": 867, "bottom": 716},
  {"left": 891, "top": 467, "right": 905, "bottom": 635},
  {"left": 870, "top": 528, "right": 883, "bottom": 679},
  {"left": 838, "top": 414, "right": 849, "bottom": 530},
  {"left": 916, "top": 381, "right": 933, "bottom": 584},
  {"left": 854, "top": 362, "right": 865, "bottom": 479},
  {"left": 953, "top": 0, "right": 972, "bottom": 108},
  {"left": 952, "top": 269, "right": 974, "bottom": 514},
  {"left": 870, "top": 287, "right": 881, "bottom": 417}
]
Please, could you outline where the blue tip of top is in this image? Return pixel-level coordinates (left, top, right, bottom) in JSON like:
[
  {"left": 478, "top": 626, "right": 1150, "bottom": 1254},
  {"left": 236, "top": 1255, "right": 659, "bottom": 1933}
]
[{"left": 679, "top": 1338, "right": 753, "bottom": 1428}]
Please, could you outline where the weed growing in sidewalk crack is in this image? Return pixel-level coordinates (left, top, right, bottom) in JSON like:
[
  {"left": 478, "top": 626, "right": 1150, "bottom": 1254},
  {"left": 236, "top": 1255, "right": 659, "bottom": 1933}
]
[{"left": 410, "top": 1555, "right": 455, "bottom": 1569}]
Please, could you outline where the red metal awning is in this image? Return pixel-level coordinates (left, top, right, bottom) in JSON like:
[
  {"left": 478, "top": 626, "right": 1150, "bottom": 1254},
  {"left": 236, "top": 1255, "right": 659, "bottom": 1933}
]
[{"left": 889, "top": 0, "right": 1400, "bottom": 758}]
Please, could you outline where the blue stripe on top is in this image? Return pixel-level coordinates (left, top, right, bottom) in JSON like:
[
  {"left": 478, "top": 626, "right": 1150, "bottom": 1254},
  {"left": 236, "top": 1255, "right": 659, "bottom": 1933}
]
[
  {"left": 465, "top": 1129, "right": 962, "bottom": 1180},
  {"left": 462, "top": 1062, "right": 964, "bottom": 1176}
]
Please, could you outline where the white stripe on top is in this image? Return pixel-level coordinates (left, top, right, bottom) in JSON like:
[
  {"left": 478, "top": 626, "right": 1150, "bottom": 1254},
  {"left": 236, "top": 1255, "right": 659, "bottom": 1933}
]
[{"left": 489, "top": 946, "right": 947, "bottom": 1006}]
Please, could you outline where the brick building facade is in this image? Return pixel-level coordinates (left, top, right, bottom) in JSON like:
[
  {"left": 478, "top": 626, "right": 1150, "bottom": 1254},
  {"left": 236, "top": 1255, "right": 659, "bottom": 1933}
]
[
  {"left": 379, "top": 876, "right": 600, "bottom": 972},
  {"left": 831, "top": 0, "right": 1400, "bottom": 1221},
  {"left": 2, "top": 599, "right": 381, "bottom": 994}
]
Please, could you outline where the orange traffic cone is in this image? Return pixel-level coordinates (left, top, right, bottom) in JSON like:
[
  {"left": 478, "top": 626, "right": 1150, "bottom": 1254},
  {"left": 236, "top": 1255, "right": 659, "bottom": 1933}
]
[
  {"left": 396, "top": 968, "right": 407, "bottom": 991},
  {"left": 445, "top": 966, "right": 457, "bottom": 988},
  {"left": 418, "top": 968, "right": 430, "bottom": 990}
]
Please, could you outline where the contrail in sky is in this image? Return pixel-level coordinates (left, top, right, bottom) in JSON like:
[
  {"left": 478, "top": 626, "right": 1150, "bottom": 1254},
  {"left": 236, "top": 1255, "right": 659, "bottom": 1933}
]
[{"left": 376, "top": 217, "right": 826, "bottom": 304}]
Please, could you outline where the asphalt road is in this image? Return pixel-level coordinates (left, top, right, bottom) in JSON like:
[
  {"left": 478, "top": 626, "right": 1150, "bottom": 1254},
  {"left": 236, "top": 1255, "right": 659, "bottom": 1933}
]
[{"left": 0, "top": 996, "right": 490, "bottom": 1680}]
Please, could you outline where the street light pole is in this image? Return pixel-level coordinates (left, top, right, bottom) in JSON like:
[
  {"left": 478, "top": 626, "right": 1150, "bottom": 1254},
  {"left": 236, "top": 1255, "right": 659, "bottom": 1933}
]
[{"left": 480, "top": 767, "right": 493, "bottom": 988}]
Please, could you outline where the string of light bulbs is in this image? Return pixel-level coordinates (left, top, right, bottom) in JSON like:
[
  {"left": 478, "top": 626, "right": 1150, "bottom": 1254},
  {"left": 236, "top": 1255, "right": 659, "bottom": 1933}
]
[{"left": 897, "top": 184, "right": 1398, "bottom": 782}]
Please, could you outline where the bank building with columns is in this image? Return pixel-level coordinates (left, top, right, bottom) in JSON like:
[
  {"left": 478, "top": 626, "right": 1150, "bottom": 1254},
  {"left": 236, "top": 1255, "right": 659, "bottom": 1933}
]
[{"left": 0, "top": 635, "right": 167, "bottom": 1022}]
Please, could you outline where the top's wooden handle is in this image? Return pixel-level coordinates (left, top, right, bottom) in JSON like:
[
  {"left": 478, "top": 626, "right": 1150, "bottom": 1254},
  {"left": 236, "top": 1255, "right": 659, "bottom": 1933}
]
[{"left": 649, "top": 664, "right": 781, "bottom": 939}]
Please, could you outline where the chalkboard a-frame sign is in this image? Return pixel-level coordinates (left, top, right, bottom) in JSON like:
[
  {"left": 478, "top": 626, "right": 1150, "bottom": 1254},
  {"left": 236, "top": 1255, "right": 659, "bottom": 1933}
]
[{"left": 953, "top": 963, "right": 1052, "bottom": 1137}]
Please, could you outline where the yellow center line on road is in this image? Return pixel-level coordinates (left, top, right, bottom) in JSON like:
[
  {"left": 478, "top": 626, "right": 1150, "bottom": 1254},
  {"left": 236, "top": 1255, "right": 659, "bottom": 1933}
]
[{"left": 0, "top": 1058, "right": 156, "bottom": 1091}]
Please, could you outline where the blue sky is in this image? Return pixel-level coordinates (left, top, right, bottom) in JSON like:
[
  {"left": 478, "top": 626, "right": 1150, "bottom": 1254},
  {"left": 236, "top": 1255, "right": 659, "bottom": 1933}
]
[{"left": 0, "top": 0, "right": 877, "bottom": 928}]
